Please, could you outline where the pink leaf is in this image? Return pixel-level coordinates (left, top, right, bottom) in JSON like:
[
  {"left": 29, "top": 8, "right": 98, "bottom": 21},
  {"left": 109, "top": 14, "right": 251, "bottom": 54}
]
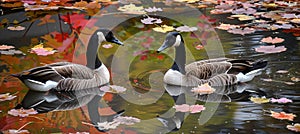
[
  {"left": 261, "top": 37, "right": 284, "bottom": 44},
  {"left": 287, "top": 123, "right": 300, "bottom": 132},
  {"left": 216, "top": 23, "right": 240, "bottom": 30},
  {"left": 270, "top": 98, "right": 293, "bottom": 103},
  {"left": 0, "top": 93, "right": 17, "bottom": 102},
  {"left": 31, "top": 48, "right": 56, "bottom": 56},
  {"left": 173, "top": 104, "right": 205, "bottom": 113},
  {"left": 173, "top": 104, "right": 190, "bottom": 112},
  {"left": 175, "top": 26, "right": 198, "bottom": 32},
  {"left": 0, "top": 45, "right": 15, "bottom": 50},
  {"left": 232, "top": 8, "right": 256, "bottom": 15},
  {"left": 141, "top": 17, "right": 162, "bottom": 24},
  {"left": 189, "top": 104, "right": 206, "bottom": 113},
  {"left": 191, "top": 83, "right": 215, "bottom": 95},
  {"left": 227, "top": 27, "right": 255, "bottom": 35},
  {"left": 144, "top": 6, "right": 162, "bottom": 12},
  {"left": 255, "top": 45, "right": 287, "bottom": 54},
  {"left": 8, "top": 108, "right": 38, "bottom": 117}
]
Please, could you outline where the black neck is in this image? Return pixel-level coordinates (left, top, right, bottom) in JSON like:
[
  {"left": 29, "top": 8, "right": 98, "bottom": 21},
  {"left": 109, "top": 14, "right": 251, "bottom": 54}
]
[
  {"left": 86, "top": 33, "right": 102, "bottom": 69},
  {"left": 172, "top": 37, "right": 186, "bottom": 74}
]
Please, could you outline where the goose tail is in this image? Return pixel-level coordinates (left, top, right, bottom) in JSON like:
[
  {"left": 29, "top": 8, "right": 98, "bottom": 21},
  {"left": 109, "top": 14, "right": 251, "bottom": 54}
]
[{"left": 236, "top": 60, "right": 268, "bottom": 83}]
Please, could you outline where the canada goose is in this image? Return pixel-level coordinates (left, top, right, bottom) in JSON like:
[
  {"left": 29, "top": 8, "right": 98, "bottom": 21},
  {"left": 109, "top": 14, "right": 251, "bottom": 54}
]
[
  {"left": 12, "top": 29, "right": 123, "bottom": 92},
  {"left": 157, "top": 32, "right": 267, "bottom": 87}
]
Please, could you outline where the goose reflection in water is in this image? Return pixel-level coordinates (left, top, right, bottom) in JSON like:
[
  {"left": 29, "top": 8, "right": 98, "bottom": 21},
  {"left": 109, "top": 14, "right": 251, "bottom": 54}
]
[
  {"left": 157, "top": 83, "right": 267, "bottom": 132},
  {"left": 14, "top": 85, "right": 125, "bottom": 132}
]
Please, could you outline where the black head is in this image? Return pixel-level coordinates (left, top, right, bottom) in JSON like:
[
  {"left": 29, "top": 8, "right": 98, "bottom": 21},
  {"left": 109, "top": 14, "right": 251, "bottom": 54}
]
[
  {"left": 94, "top": 28, "right": 124, "bottom": 46},
  {"left": 157, "top": 32, "right": 183, "bottom": 53}
]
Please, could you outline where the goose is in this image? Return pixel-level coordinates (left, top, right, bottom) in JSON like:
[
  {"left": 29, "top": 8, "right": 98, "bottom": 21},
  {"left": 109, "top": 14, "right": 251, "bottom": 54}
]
[
  {"left": 12, "top": 29, "right": 123, "bottom": 92},
  {"left": 156, "top": 32, "right": 267, "bottom": 87}
]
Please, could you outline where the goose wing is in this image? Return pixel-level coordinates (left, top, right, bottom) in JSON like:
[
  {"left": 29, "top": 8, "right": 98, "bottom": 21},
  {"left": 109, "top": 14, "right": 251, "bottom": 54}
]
[
  {"left": 185, "top": 58, "right": 232, "bottom": 80},
  {"left": 14, "top": 62, "right": 94, "bottom": 83}
]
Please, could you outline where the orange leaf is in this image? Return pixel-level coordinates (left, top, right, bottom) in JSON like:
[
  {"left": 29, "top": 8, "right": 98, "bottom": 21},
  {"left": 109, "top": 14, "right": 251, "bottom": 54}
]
[{"left": 270, "top": 111, "right": 296, "bottom": 121}]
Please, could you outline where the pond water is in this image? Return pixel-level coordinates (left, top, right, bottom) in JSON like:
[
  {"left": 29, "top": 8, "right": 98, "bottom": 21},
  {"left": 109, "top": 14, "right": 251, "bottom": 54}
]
[{"left": 0, "top": 1, "right": 300, "bottom": 134}]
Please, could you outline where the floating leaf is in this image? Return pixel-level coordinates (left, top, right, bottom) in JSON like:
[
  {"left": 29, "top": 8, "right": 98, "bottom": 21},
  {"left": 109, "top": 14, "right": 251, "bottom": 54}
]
[
  {"left": 173, "top": 104, "right": 205, "bottom": 113},
  {"left": 291, "top": 77, "right": 300, "bottom": 82},
  {"left": 287, "top": 123, "right": 300, "bottom": 132},
  {"left": 270, "top": 98, "right": 292, "bottom": 104},
  {"left": 291, "top": 19, "right": 300, "bottom": 24},
  {"left": 284, "top": 82, "right": 295, "bottom": 85},
  {"left": 100, "top": 85, "right": 127, "bottom": 93},
  {"left": 0, "top": 49, "right": 25, "bottom": 55},
  {"left": 95, "top": 116, "right": 140, "bottom": 130},
  {"left": 232, "top": 8, "right": 256, "bottom": 15},
  {"left": 191, "top": 83, "right": 215, "bottom": 95},
  {"left": 276, "top": 70, "right": 289, "bottom": 74},
  {"left": 270, "top": 111, "right": 296, "bottom": 121},
  {"left": 230, "top": 14, "right": 255, "bottom": 21},
  {"left": 261, "top": 78, "right": 273, "bottom": 82},
  {"left": 7, "top": 26, "right": 25, "bottom": 31},
  {"left": 227, "top": 27, "right": 255, "bottom": 35},
  {"left": 175, "top": 25, "right": 198, "bottom": 32},
  {"left": 0, "top": 93, "right": 17, "bottom": 102},
  {"left": 261, "top": 37, "right": 284, "bottom": 44},
  {"left": 141, "top": 17, "right": 162, "bottom": 25},
  {"left": 144, "top": 6, "right": 162, "bottom": 12},
  {"left": 210, "top": 9, "right": 233, "bottom": 14},
  {"left": 8, "top": 108, "right": 38, "bottom": 117},
  {"left": 250, "top": 96, "right": 270, "bottom": 104},
  {"left": 174, "top": 0, "right": 200, "bottom": 3},
  {"left": 118, "top": 4, "right": 145, "bottom": 14},
  {"left": 153, "top": 25, "right": 174, "bottom": 33},
  {"left": 216, "top": 23, "right": 240, "bottom": 30},
  {"left": 271, "top": 24, "right": 294, "bottom": 30},
  {"left": 282, "top": 13, "right": 297, "bottom": 19},
  {"left": 255, "top": 45, "right": 286, "bottom": 54},
  {"left": 0, "top": 45, "right": 15, "bottom": 50},
  {"left": 30, "top": 44, "right": 56, "bottom": 56}
]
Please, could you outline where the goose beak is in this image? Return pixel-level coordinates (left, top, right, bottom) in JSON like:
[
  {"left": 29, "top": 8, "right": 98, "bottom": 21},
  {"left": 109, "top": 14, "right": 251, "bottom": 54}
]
[
  {"left": 157, "top": 41, "right": 168, "bottom": 53},
  {"left": 111, "top": 37, "right": 124, "bottom": 46}
]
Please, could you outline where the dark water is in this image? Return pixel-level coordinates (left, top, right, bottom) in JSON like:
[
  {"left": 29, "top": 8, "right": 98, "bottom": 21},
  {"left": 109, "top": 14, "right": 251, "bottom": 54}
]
[{"left": 0, "top": 1, "right": 300, "bottom": 134}]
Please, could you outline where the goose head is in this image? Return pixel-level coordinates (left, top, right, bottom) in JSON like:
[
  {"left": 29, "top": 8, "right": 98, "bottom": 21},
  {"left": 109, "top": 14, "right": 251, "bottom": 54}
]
[
  {"left": 157, "top": 32, "right": 183, "bottom": 53},
  {"left": 93, "top": 28, "right": 124, "bottom": 46}
]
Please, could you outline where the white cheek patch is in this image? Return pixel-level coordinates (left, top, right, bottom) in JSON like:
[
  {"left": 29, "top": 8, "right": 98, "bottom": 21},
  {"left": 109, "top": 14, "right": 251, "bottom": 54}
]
[
  {"left": 97, "top": 32, "right": 106, "bottom": 44},
  {"left": 173, "top": 35, "right": 181, "bottom": 47}
]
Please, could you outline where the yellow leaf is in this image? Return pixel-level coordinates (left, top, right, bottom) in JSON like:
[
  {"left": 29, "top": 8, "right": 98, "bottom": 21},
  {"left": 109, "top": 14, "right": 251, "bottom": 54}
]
[
  {"left": 153, "top": 25, "right": 174, "bottom": 33},
  {"left": 231, "top": 15, "right": 255, "bottom": 21},
  {"left": 250, "top": 96, "right": 270, "bottom": 104},
  {"left": 32, "top": 44, "right": 44, "bottom": 49},
  {"left": 118, "top": 4, "right": 145, "bottom": 14}
]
